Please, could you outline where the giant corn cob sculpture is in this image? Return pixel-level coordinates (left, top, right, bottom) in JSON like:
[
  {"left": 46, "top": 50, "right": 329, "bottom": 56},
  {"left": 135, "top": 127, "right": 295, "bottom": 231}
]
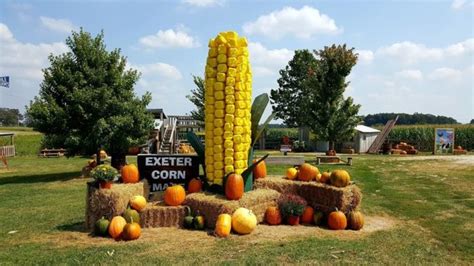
[{"left": 204, "top": 31, "right": 252, "bottom": 186}]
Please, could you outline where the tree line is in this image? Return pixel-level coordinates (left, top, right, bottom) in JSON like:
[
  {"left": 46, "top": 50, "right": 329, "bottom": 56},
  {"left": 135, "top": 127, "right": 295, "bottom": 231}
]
[{"left": 362, "top": 113, "right": 459, "bottom": 126}]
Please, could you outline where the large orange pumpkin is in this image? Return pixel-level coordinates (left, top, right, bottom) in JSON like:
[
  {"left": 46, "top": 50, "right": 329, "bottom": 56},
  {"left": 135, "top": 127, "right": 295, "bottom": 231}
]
[
  {"left": 328, "top": 209, "right": 347, "bottom": 230},
  {"left": 122, "top": 220, "right": 141, "bottom": 241},
  {"left": 121, "top": 164, "right": 139, "bottom": 183},
  {"left": 347, "top": 211, "right": 364, "bottom": 230},
  {"left": 252, "top": 159, "right": 267, "bottom": 179},
  {"left": 215, "top": 213, "right": 232, "bottom": 237},
  {"left": 298, "top": 163, "right": 319, "bottom": 181},
  {"left": 265, "top": 206, "right": 282, "bottom": 225},
  {"left": 164, "top": 185, "right": 186, "bottom": 206},
  {"left": 225, "top": 173, "right": 244, "bottom": 200},
  {"left": 330, "top": 170, "right": 351, "bottom": 187},
  {"left": 108, "top": 216, "right": 127, "bottom": 239},
  {"left": 188, "top": 178, "right": 202, "bottom": 193},
  {"left": 300, "top": 206, "right": 314, "bottom": 224}
]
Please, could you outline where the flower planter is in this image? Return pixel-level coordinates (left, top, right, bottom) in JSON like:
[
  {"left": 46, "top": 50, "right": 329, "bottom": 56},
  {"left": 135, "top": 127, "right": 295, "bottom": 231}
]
[
  {"left": 287, "top": 215, "right": 300, "bottom": 226},
  {"left": 100, "top": 181, "right": 113, "bottom": 189}
]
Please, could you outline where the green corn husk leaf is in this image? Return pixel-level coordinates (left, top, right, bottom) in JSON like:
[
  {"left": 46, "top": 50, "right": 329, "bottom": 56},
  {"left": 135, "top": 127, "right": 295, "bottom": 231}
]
[
  {"left": 251, "top": 93, "right": 269, "bottom": 144},
  {"left": 252, "top": 112, "right": 276, "bottom": 147},
  {"left": 186, "top": 131, "right": 208, "bottom": 185}
]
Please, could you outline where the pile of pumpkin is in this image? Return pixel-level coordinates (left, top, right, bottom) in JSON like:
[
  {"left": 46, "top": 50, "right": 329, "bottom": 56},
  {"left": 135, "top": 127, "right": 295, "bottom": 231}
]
[
  {"left": 286, "top": 163, "right": 351, "bottom": 187},
  {"left": 94, "top": 195, "right": 147, "bottom": 241}
]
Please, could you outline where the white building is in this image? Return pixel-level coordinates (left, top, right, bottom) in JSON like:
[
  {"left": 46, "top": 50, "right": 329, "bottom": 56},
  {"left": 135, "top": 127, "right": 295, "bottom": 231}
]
[{"left": 343, "top": 125, "right": 381, "bottom": 153}]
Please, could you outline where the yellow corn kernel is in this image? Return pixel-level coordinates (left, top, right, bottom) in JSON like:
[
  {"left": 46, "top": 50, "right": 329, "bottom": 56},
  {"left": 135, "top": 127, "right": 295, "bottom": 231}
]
[
  {"left": 207, "top": 172, "right": 215, "bottom": 180},
  {"left": 213, "top": 128, "right": 223, "bottom": 136},
  {"left": 206, "top": 96, "right": 215, "bottom": 105},
  {"left": 227, "top": 67, "right": 237, "bottom": 77},
  {"left": 213, "top": 136, "right": 223, "bottom": 145},
  {"left": 224, "top": 148, "right": 234, "bottom": 157},
  {"left": 234, "top": 117, "right": 243, "bottom": 126},
  {"left": 216, "top": 34, "right": 227, "bottom": 44},
  {"left": 234, "top": 143, "right": 245, "bottom": 152},
  {"left": 209, "top": 47, "right": 218, "bottom": 57},
  {"left": 206, "top": 165, "right": 214, "bottom": 172},
  {"left": 225, "top": 31, "right": 238, "bottom": 40},
  {"left": 213, "top": 153, "right": 223, "bottom": 161},
  {"left": 217, "top": 54, "right": 227, "bottom": 63},
  {"left": 226, "top": 104, "right": 235, "bottom": 114},
  {"left": 228, "top": 57, "right": 237, "bottom": 67},
  {"left": 206, "top": 67, "right": 216, "bottom": 78},
  {"left": 217, "top": 63, "right": 227, "bottom": 73},
  {"left": 228, "top": 47, "right": 238, "bottom": 57},
  {"left": 214, "top": 91, "right": 224, "bottom": 100},
  {"left": 214, "top": 170, "right": 224, "bottom": 179},
  {"left": 236, "top": 109, "right": 245, "bottom": 118},
  {"left": 214, "top": 160, "right": 224, "bottom": 169},
  {"left": 213, "top": 178, "right": 223, "bottom": 185},
  {"left": 225, "top": 86, "right": 234, "bottom": 95},
  {"left": 226, "top": 77, "right": 235, "bottom": 87},
  {"left": 215, "top": 101, "right": 225, "bottom": 109},
  {"left": 207, "top": 58, "right": 217, "bottom": 68},
  {"left": 225, "top": 114, "right": 234, "bottom": 123},
  {"left": 206, "top": 139, "right": 214, "bottom": 147},
  {"left": 208, "top": 38, "right": 216, "bottom": 47},
  {"left": 218, "top": 44, "right": 227, "bottom": 54},
  {"left": 214, "top": 81, "right": 224, "bottom": 91},
  {"left": 235, "top": 82, "right": 243, "bottom": 91},
  {"left": 235, "top": 160, "right": 245, "bottom": 169},
  {"left": 235, "top": 152, "right": 245, "bottom": 160},
  {"left": 225, "top": 165, "right": 234, "bottom": 173},
  {"left": 217, "top": 73, "right": 226, "bottom": 82},
  {"left": 225, "top": 95, "right": 235, "bottom": 104},
  {"left": 233, "top": 135, "right": 242, "bottom": 144},
  {"left": 238, "top": 37, "right": 248, "bottom": 47},
  {"left": 213, "top": 119, "right": 223, "bottom": 127},
  {"left": 236, "top": 100, "right": 246, "bottom": 109},
  {"left": 224, "top": 131, "right": 233, "bottom": 139},
  {"left": 224, "top": 157, "right": 234, "bottom": 165},
  {"left": 224, "top": 123, "right": 233, "bottom": 131},
  {"left": 224, "top": 139, "right": 233, "bottom": 149},
  {"left": 215, "top": 109, "right": 224, "bottom": 118},
  {"left": 235, "top": 169, "right": 244, "bottom": 175}
]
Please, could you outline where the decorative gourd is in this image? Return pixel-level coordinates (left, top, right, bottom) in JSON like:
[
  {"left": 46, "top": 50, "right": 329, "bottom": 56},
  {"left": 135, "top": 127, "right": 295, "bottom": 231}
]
[
  {"left": 108, "top": 216, "right": 127, "bottom": 239},
  {"left": 130, "top": 195, "right": 147, "bottom": 212},
  {"left": 194, "top": 214, "right": 205, "bottom": 230},
  {"left": 121, "top": 164, "right": 139, "bottom": 183},
  {"left": 347, "top": 210, "right": 364, "bottom": 230},
  {"left": 183, "top": 206, "right": 194, "bottom": 229},
  {"left": 122, "top": 219, "right": 141, "bottom": 241},
  {"left": 313, "top": 211, "right": 324, "bottom": 225},
  {"left": 123, "top": 207, "right": 140, "bottom": 224},
  {"left": 232, "top": 208, "right": 257, "bottom": 234},
  {"left": 94, "top": 216, "right": 110, "bottom": 236},
  {"left": 164, "top": 185, "right": 186, "bottom": 206},
  {"left": 330, "top": 170, "right": 351, "bottom": 187},
  {"left": 298, "top": 163, "right": 319, "bottom": 181},
  {"left": 287, "top": 215, "right": 300, "bottom": 226},
  {"left": 252, "top": 159, "right": 267, "bottom": 179},
  {"left": 265, "top": 206, "right": 282, "bottom": 225},
  {"left": 215, "top": 213, "right": 232, "bottom": 237},
  {"left": 320, "top": 171, "right": 331, "bottom": 183},
  {"left": 300, "top": 206, "right": 314, "bottom": 224},
  {"left": 225, "top": 173, "right": 244, "bottom": 200},
  {"left": 286, "top": 167, "right": 298, "bottom": 180},
  {"left": 188, "top": 178, "right": 203, "bottom": 193},
  {"left": 328, "top": 209, "right": 347, "bottom": 230}
]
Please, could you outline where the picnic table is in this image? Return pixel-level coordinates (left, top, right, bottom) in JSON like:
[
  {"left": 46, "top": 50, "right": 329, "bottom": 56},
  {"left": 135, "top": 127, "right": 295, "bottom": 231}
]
[
  {"left": 39, "top": 148, "right": 67, "bottom": 157},
  {"left": 316, "top": 155, "right": 353, "bottom": 166}
]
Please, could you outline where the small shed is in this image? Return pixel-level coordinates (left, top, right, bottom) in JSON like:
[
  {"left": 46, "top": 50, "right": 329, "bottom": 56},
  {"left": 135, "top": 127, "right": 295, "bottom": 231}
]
[
  {"left": 349, "top": 125, "right": 380, "bottom": 153},
  {"left": 0, "top": 132, "right": 15, "bottom": 157}
]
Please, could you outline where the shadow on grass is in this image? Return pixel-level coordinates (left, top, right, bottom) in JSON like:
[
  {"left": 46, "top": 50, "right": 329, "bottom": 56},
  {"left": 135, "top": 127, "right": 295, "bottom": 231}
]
[
  {"left": 56, "top": 221, "right": 90, "bottom": 233},
  {"left": 0, "top": 171, "right": 80, "bottom": 185}
]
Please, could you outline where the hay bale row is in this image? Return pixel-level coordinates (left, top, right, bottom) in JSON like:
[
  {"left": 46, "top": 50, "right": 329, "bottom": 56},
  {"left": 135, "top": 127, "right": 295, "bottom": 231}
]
[
  {"left": 140, "top": 203, "right": 187, "bottom": 228},
  {"left": 254, "top": 177, "right": 361, "bottom": 214},
  {"left": 85, "top": 182, "right": 145, "bottom": 229},
  {"left": 184, "top": 189, "right": 280, "bottom": 228}
]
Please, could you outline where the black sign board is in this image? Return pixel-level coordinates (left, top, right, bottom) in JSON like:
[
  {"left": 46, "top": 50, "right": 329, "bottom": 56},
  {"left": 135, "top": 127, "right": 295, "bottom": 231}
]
[{"left": 137, "top": 154, "right": 199, "bottom": 192}]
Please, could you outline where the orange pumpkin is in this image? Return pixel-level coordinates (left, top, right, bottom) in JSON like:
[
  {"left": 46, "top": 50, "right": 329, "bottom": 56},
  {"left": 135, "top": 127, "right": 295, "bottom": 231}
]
[
  {"left": 328, "top": 209, "right": 347, "bottom": 230},
  {"left": 330, "top": 170, "right": 351, "bottom": 187},
  {"left": 121, "top": 164, "right": 139, "bottom": 183},
  {"left": 286, "top": 167, "right": 298, "bottom": 180},
  {"left": 215, "top": 213, "right": 232, "bottom": 237},
  {"left": 300, "top": 206, "right": 314, "bottom": 224},
  {"left": 252, "top": 159, "right": 267, "bottom": 179},
  {"left": 298, "top": 163, "right": 319, "bottom": 181},
  {"left": 188, "top": 178, "right": 202, "bottom": 193},
  {"left": 108, "top": 216, "right": 127, "bottom": 239},
  {"left": 320, "top": 171, "right": 331, "bottom": 183},
  {"left": 123, "top": 220, "right": 141, "bottom": 241},
  {"left": 265, "top": 206, "right": 282, "bottom": 225},
  {"left": 225, "top": 173, "right": 244, "bottom": 200},
  {"left": 164, "top": 185, "right": 186, "bottom": 206},
  {"left": 347, "top": 211, "right": 364, "bottom": 230}
]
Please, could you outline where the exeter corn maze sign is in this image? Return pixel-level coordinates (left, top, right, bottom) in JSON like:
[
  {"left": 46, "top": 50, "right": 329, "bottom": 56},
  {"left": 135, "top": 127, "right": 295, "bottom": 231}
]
[{"left": 137, "top": 154, "right": 199, "bottom": 192}]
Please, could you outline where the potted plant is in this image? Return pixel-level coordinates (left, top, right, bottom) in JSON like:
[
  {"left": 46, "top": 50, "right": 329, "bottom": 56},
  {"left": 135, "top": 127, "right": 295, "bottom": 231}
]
[
  {"left": 90, "top": 164, "right": 118, "bottom": 189},
  {"left": 278, "top": 194, "right": 307, "bottom": 226}
]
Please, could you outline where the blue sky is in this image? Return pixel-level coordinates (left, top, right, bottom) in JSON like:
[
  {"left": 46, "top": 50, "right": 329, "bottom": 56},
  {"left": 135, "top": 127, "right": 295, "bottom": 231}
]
[{"left": 0, "top": 0, "right": 473, "bottom": 122}]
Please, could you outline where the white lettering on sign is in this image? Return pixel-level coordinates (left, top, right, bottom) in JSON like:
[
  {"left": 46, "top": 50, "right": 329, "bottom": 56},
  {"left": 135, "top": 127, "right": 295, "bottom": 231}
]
[
  {"left": 145, "top": 157, "right": 193, "bottom": 167},
  {"left": 151, "top": 170, "right": 186, "bottom": 180}
]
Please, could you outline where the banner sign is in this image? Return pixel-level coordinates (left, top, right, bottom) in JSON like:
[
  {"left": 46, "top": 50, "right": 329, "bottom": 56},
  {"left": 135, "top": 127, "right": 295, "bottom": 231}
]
[
  {"left": 137, "top": 154, "right": 199, "bottom": 192},
  {"left": 434, "top": 128, "right": 454, "bottom": 154},
  {"left": 0, "top": 76, "right": 9, "bottom": 88}
]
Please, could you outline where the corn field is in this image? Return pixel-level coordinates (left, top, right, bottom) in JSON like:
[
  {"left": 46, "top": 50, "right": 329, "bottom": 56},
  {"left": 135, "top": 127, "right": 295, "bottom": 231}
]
[{"left": 388, "top": 125, "right": 474, "bottom": 151}]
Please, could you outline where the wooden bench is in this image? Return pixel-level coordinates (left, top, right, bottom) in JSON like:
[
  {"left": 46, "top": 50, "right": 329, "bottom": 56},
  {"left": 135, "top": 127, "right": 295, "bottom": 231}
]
[
  {"left": 39, "top": 148, "right": 67, "bottom": 157},
  {"left": 316, "top": 156, "right": 353, "bottom": 166},
  {"left": 265, "top": 155, "right": 305, "bottom": 166}
]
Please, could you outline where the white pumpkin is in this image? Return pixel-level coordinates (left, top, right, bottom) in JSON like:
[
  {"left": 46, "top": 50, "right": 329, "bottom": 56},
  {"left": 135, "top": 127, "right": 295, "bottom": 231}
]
[{"left": 231, "top": 207, "right": 257, "bottom": 235}]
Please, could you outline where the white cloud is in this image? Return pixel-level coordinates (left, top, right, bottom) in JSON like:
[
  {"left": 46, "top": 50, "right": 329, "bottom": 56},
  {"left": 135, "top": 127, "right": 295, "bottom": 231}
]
[
  {"left": 248, "top": 42, "right": 294, "bottom": 77},
  {"left": 130, "top": 62, "right": 183, "bottom": 80},
  {"left": 377, "top": 41, "right": 444, "bottom": 64},
  {"left": 451, "top": 0, "right": 467, "bottom": 9},
  {"left": 243, "top": 6, "right": 340, "bottom": 39},
  {"left": 357, "top": 50, "right": 374, "bottom": 64},
  {"left": 139, "top": 28, "right": 199, "bottom": 49},
  {"left": 182, "top": 0, "right": 224, "bottom": 7},
  {"left": 40, "top": 16, "right": 78, "bottom": 34},
  {"left": 428, "top": 67, "right": 463, "bottom": 81},
  {"left": 445, "top": 38, "right": 474, "bottom": 56},
  {"left": 395, "top": 69, "right": 423, "bottom": 81}
]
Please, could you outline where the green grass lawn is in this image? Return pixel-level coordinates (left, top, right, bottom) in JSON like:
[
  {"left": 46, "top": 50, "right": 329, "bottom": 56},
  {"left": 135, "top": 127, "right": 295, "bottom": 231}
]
[{"left": 0, "top": 153, "right": 473, "bottom": 264}]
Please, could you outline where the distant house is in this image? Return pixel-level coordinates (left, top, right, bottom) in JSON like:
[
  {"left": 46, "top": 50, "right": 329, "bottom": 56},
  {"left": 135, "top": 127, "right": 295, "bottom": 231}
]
[
  {"left": 168, "top": 115, "right": 204, "bottom": 141},
  {"left": 346, "top": 125, "right": 381, "bottom": 153}
]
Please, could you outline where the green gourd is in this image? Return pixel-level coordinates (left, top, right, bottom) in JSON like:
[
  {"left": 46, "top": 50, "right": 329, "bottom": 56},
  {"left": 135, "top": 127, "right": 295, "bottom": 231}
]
[
  {"left": 94, "top": 216, "right": 110, "bottom": 236},
  {"left": 123, "top": 207, "right": 140, "bottom": 224}
]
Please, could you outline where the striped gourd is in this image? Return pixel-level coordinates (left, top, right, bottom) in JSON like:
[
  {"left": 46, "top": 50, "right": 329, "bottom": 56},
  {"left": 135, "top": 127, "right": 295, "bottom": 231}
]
[{"left": 204, "top": 31, "right": 252, "bottom": 186}]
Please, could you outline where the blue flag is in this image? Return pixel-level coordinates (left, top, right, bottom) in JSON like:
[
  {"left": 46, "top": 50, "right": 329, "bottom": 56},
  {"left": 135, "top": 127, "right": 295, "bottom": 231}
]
[{"left": 0, "top": 76, "right": 9, "bottom": 88}]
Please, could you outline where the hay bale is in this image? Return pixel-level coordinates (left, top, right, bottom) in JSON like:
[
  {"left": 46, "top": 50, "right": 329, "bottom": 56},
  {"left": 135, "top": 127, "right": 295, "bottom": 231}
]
[
  {"left": 140, "top": 202, "right": 187, "bottom": 228},
  {"left": 254, "top": 177, "right": 361, "bottom": 214},
  {"left": 184, "top": 189, "right": 280, "bottom": 228},
  {"left": 85, "top": 182, "right": 145, "bottom": 229}
]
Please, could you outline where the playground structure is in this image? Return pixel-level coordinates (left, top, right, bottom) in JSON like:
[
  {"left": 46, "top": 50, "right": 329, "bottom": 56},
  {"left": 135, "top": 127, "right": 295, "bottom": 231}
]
[{"left": 0, "top": 132, "right": 15, "bottom": 168}]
